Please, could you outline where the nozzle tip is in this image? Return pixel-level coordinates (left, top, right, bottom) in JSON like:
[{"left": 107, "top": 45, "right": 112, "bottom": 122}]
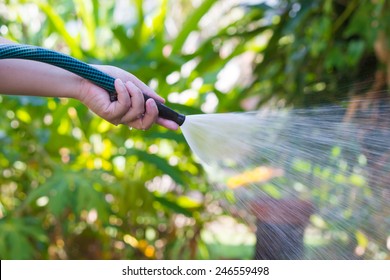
[{"left": 177, "top": 114, "right": 186, "bottom": 126}]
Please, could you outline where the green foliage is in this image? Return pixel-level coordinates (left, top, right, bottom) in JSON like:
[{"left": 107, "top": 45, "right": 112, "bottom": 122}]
[
  {"left": 0, "top": 0, "right": 251, "bottom": 260},
  {"left": 0, "top": 216, "right": 47, "bottom": 259}
]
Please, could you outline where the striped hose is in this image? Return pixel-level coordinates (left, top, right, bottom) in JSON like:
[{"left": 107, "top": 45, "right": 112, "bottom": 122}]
[{"left": 0, "top": 44, "right": 185, "bottom": 126}]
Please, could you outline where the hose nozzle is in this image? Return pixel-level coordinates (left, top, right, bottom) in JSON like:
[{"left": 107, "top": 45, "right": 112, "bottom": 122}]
[{"left": 142, "top": 94, "right": 186, "bottom": 126}]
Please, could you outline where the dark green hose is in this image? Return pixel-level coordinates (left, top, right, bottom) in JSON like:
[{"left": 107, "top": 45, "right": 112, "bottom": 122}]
[{"left": 0, "top": 44, "right": 186, "bottom": 126}]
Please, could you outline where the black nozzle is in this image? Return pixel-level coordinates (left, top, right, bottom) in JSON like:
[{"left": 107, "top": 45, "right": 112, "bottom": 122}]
[
  {"left": 175, "top": 113, "right": 186, "bottom": 126},
  {"left": 142, "top": 93, "right": 186, "bottom": 126}
]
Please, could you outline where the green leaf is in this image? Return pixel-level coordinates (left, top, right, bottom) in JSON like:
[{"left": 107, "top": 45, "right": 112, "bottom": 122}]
[
  {"left": 355, "top": 230, "right": 368, "bottom": 249},
  {"left": 176, "top": 195, "right": 202, "bottom": 209},
  {"left": 171, "top": 0, "right": 216, "bottom": 53},
  {"left": 8, "top": 232, "right": 34, "bottom": 259},
  {"left": 23, "top": 182, "right": 52, "bottom": 206},
  {"left": 143, "top": 130, "right": 186, "bottom": 143},
  {"left": 73, "top": 0, "right": 96, "bottom": 50},
  {"left": 153, "top": 193, "right": 193, "bottom": 217},
  {"left": 350, "top": 174, "right": 365, "bottom": 187},
  {"left": 47, "top": 176, "right": 71, "bottom": 217},
  {"left": 347, "top": 40, "right": 365, "bottom": 65},
  {"left": 34, "top": 0, "right": 82, "bottom": 58},
  {"left": 261, "top": 183, "right": 282, "bottom": 199},
  {"left": 15, "top": 109, "right": 31, "bottom": 123},
  {"left": 224, "top": 190, "right": 236, "bottom": 204},
  {"left": 0, "top": 217, "right": 46, "bottom": 259},
  {"left": 151, "top": 0, "right": 168, "bottom": 44},
  {"left": 128, "top": 149, "right": 186, "bottom": 185},
  {"left": 75, "top": 179, "right": 109, "bottom": 220},
  {"left": 197, "top": 238, "right": 210, "bottom": 259}
]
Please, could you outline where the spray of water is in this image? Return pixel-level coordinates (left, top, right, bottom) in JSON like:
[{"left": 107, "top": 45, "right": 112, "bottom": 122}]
[{"left": 181, "top": 100, "right": 390, "bottom": 259}]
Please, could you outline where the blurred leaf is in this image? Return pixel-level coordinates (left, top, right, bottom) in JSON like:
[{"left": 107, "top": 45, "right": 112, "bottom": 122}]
[
  {"left": 0, "top": 217, "right": 47, "bottom": 259},
  {"left": 347, "top": 40, "right": 365, "bottom": 65},
  {"left": 197, "top": 238, "right": 210, "bottom": 259},
  {"left": 75, "top": 177, "right": 109, "bottom": 221},
  {"left": 153, "top": 194, "right": 193, "bottom": 217},
  {"left": 34, "top": 0, "right": 82, "bottom": 57},
  {"left": 133, "top": 0, "right": 144, "bottom": 47},
  {"left": 350, "top": 174, "right": 365, "bottom": 187},
  {"left": 16, "top": 109, "right": 31, "bottom": 123},
  {"left": 46, "top": 173, "right": 72, "bottom": 216},
  {"left": 171, "top": 0, "right": 216, "bottom": 53},
  {"left": 261, "top": 183, "right": 282, "bottom": 199},
  {"left": 151, "top": 0, "right": 168, "bottom": 44},
  {"left": 128, "top": 149, "right": 186, "bottom": 186},
  {"left": 355, "top": 230, "right": 368, "bottom": 249},
  {"left": 177, "top": 196, "right": 202, "bottom": 209},
  {"left": 73, "top": 0, "right": 96, "bottom": 49}
]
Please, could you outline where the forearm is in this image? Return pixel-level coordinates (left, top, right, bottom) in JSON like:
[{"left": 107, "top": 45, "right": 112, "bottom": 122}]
[
  {"left": 0, "top": 38, "right": 83, "bottom": 99},
  {"left": 0, "top": 58, "right": 83, "bottom": 99},
  {"left": 0, "top": 37, "right": 14, "bottom": 44}
]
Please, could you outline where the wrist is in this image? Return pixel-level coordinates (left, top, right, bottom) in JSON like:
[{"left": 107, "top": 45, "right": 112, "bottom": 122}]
[
  {"left": 60, "top": 72, "right": 84, "bottom": 100},
  {"left": 75, "top": 76, "right": 91, "bottom": 103}
]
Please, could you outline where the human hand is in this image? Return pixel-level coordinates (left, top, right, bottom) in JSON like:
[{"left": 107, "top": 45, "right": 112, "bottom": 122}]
[{"left": 77, "top": 65, "right": 179, "bottom": 130}]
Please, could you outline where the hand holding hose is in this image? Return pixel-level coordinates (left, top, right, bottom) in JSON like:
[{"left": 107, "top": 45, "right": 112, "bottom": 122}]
[
  {"left": 0, "top": 38, "right": 183, "bottom": 130},
  {"left": 79, "top": 77, "right": 158, "bottom": 130},
  {"left": 79, "top": 65, "right": 179, "bottom": 130}
]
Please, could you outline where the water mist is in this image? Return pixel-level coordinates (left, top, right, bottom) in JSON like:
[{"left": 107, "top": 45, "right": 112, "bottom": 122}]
[{"left": 181, "top": 103, "right": 390, "bottom": 260}]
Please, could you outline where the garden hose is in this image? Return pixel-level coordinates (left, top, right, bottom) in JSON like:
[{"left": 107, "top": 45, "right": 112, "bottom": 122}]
[{"left": 0, "top": 44, "right": 186, "bottom": 126}]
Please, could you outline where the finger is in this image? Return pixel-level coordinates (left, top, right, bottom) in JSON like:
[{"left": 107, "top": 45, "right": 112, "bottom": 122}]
[
  {"left": 127, "top": 116, "right": 145, "bottom": 130},
  {"left": 119, "top": 81, "right": 145, "bottom": 124},
  {"left": 113, "top": 79, "right": 131, "bottom": 116},
  {"left": 140, "top": 99, "right": 159, "bottom": 130},
  {"left": 127, "top": 74, "right": 165, "bottom": 103},
  {"left": 125, "top": 81, "right": 145, "bottom": 116},
  {"left": 156, "top": 117, "right": 179, "bottom": 130}
]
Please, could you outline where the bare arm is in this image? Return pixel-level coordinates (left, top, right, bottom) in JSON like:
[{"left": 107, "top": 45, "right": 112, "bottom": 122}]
[
  {"left": 0, "top": 37, "right": 13, "bottom": 44},
  {"left": 0, "top": 58, "right": 85, "bottom": 99},
  {"left": 0, "top": 38, "right": 83, "bottom": 99}
]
